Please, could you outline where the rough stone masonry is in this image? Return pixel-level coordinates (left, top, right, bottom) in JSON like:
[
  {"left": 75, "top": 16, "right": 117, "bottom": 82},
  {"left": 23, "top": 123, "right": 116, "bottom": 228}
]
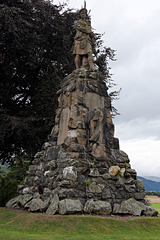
[{"left": 6, "top": 7, "right": 158, "bottom": 217}]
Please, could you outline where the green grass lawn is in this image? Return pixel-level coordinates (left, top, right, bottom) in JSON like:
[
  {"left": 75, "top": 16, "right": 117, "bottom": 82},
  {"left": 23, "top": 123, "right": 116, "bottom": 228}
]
[
  {"left": 0, "top": 207, "right": 160, "bottom": 240},
  {"left": 151, "top": 203, "right": 160, "bottom": 213}
]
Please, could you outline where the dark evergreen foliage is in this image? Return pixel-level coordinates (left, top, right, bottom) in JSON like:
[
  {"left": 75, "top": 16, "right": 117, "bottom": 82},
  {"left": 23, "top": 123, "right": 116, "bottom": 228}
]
[
  {"left": 0, "top": 0, "right": 74, "bottom": 163},
  {"left": 0, "top": 0, "right": 117, "bottom": 164},
  {"left": 146, "top": 192, "right": 160, "bottom": 197},
  {"left": 0, "top": 157, "right": 30, "bottom": 206}
]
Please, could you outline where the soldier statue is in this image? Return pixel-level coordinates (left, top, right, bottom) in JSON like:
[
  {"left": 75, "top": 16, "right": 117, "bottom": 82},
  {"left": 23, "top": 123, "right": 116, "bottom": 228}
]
[{"left": 72, "top": 8, "right": 95, "bottom": 71}]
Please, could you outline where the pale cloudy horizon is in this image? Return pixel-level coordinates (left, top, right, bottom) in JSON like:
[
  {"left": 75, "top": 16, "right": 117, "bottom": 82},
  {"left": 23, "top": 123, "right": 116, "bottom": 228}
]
[{"left": 53, "top": 0, "right": 160, "bottom": 177}]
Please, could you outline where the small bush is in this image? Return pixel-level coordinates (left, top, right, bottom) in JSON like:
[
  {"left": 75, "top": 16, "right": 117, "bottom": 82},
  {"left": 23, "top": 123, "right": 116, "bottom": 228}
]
[
  {"left": 145, "top": 198, "right": 151, "bottom": 206},
  {"left": 125, "top": 162, "right": 129, "bottom": 169},
  {"left": 85, "top": 179, "right": 91, "bottom": 186},
  {"left": 0, "top": 157, "right": 30, "bottom": 206}
]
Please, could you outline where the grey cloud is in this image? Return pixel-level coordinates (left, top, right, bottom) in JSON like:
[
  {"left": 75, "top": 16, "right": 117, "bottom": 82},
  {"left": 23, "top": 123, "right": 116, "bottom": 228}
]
[
  {"left": 114, "top": 118, "right": 160, "bottom": 141},
  {"left": 120, "top": 138, "right": 160, "bottom": 176}
]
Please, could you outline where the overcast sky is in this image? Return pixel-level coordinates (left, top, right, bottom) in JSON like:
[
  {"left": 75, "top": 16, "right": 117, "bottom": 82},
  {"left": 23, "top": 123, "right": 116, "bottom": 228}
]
[{"left": 53, "top": 0, "right": 160, "bottom": 177}]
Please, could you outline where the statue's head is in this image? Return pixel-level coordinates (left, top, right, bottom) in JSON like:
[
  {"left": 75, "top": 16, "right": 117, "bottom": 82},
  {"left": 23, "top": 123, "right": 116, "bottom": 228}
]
[{"left": 79, "top": 8, "right": 88, "bottom": 19}]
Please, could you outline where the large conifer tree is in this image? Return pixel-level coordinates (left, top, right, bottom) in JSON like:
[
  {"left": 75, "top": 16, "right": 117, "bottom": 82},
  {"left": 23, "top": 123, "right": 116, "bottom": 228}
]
[{"left": 0, "top": 0, "right": 116, "bottom": 164}]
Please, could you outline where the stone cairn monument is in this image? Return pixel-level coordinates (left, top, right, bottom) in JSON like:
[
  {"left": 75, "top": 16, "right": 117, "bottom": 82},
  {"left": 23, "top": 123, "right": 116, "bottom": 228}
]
[{"left": 6, "top": 7, "right": 158, "bottom": 216}]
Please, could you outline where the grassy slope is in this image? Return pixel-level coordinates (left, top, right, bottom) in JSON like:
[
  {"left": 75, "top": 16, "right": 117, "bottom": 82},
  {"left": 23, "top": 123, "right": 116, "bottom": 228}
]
[
  {"left": 0, "top": 207, "right": 160, "bottom": 240},
  {"left": 151, "top": 203, "right": 160, "bottom": 213}
]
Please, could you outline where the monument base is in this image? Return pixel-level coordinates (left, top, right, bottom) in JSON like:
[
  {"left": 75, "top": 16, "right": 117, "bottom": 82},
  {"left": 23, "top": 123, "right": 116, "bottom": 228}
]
[{"left": 6, "top": 69, "right": 158, "bottom": 216}]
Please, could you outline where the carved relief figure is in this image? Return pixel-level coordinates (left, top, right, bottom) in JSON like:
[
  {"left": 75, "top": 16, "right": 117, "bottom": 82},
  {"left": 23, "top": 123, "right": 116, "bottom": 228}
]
[
  {"left": 89, "top": 108, "right": 109, "bottom": 159},
  {"left": 72, "top": 8, "right": 94, "bottom": 71}
]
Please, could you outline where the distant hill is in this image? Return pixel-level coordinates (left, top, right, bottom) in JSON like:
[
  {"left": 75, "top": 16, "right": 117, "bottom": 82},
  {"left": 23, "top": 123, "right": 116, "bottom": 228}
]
[
  {"left": 143, "top": 176, "right": 160, "bottom": 182},
  {"left": 138, "top": 176, "right": 160, "bottom": 192}
]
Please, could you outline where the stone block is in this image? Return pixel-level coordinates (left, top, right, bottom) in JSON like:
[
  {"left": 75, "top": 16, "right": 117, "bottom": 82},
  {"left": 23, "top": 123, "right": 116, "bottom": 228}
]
[
  {"left": 102, "top": 173, "right": 112, "bottom": 180},
  {"left": 111, "top": 138, "right": 120, "bottom": 150},
  {"left": 42, "top": 142, "right": 52, "bottom": 150},
  {"left": 67, "top": 144, "right": 84, "bottom": 152},
  {"left": 77, "top": 129, "right": 87, "bottom": 145},
  {"left": 126, "top": 169, "right": 137, "bottom": 175},
  {"left": 67, "top": 152, "right": 81, "bottom": 159},
  {"left": 89, "top": 168, "right": 100, "bottom": 177},
  {"left": 116, "top": 177, "right": 125, "bottom": 187},
  {"left": 124, "top": 177, "right": 134, "bottom": 185},
  {"left": 124, "top": 184, "right": 136, "bottom": 193},
  {"left": 51, "top": 125, "right": 59, "bottom": 135},
  {"left": 109, "top": 166, "right": 120, "bottom": 177},
  {"left": 88, "top": 184, "right": 102, "bottom": 193},
  {"left": 40, "top": 199, "right": 50, "bottom": 212},
  {"left": 6, "top": 196, "right": 21, "bottom": 208},
  {"left": 48, "top": 160, "right": 56, "bottom": 169},
  {"left": 57, "top": 107, "right": 70, "bottom": 145},
  {"left": 44, "top": 146, "right": 60, "bottom": 161},
  {"left": 59, "top": 199, "right": 83, "bottom": 215},
  {"left": 133, "top": 192, "right": 146, "bottom": 200},
  {"left": 67, "top": 130, "right": 77, "bottom": 138},
  {"left": 29, "top": 165, "right": 41, "bottom": 172},
  {"left": 136, "top": 179, "right": 145, "bottom": 191},
  {"left": 34, "top": 151, "right": 44, "bottom": 158},
  {"left": 93, "top": 201, "right": 112, "bottom": 215},
  {"left": 113, "top": 198, "right": 147, "bottom": 216},
  {"left": 84, "top": 199, "right": 94, "bottom": 213},
  {"left": 58, "top": 188, "right": 85, "bottom": 199},
  {"left": 46, "top": 195, "right": 59, "bottom": 215},
  {"left": 143, "top": 206, "right": 158, "bottom": 216},
  {"left": 111, "top": 149, "right": 129, "bottom": 163},
  {"left": 48, "top": 134, "right": 57, "bottom": 142},
  {"left": 102, "top": 188, "right": 112, "bottom": 199},
  {"left": 44, "top": 171, "right": 53, "bottom": 177},
  {"left": 17, "top": 185, "right": 24, "bottom": 190},
  {"left": 19, "top": 194, "right": 33, "bottom": 207},
  {"left": 86, "top": 92, "right": 104, "bottom": 111},
  {"left": 43, "top": 188, "right": 51, "bottom": 195},
  {"left": 77, "top": 174, "right": 86, "bottom": 183},
  {"left": 22, "top": 187, "right": 31, "bottom": 194},
  {"left": 27, "top": 198, "right": 46, "bottom": 212},
  {"left": 120, "top": 168, "right": 125, "bottom": 177},
  {"left": 63, "top": 166, "right": 77, "bottom": 181}
]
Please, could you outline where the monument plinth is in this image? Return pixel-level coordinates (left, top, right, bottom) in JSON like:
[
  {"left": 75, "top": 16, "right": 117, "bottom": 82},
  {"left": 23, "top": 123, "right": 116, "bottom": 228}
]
[{"left": 6, "top": 7, "right": 158, "bottom": 216}]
